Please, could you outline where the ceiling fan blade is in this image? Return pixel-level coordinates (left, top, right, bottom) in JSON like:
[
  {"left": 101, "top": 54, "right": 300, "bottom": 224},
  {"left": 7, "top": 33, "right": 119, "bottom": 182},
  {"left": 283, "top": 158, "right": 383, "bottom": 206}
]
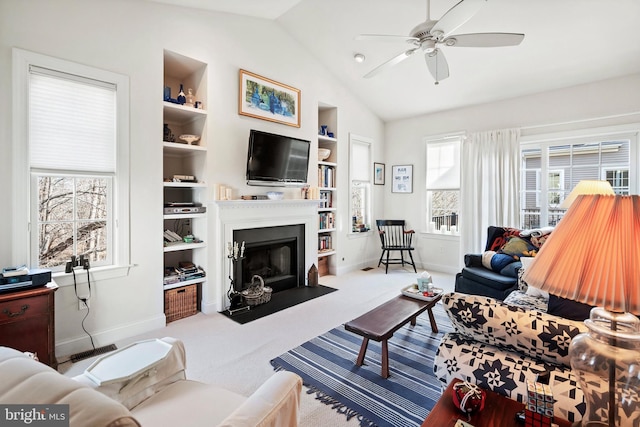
[
  {"left": 364, "top": 49, "right": 418, "bottom": 78},
  {"left": 445, "top": 32, "right": 524, "bottom": 47},
  {"left": 431, "top": 0, "right": 486, "bottom": 40},
  {"left": 356, "top": 34, "right": 419, "bottom": 43},
  {"left": 424, "top": 49, "right": 449, "bottom": 84}
]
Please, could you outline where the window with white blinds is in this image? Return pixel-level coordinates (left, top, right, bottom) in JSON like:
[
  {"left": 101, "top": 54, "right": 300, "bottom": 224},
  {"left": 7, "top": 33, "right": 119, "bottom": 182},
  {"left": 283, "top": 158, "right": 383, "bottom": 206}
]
[
  {"left": 350, "top": 135, "right": 372, "bottom": 233},
  {"left": 425, "top": 135, "right": 462, "bottom": 235},
  {"left": 13, "top": 48, "right": 129, "bottom": 273},
  {"left": 426, "top": 139, "right": 460, "bottom": 190},
  {"left": 29, "top": 66, "right": 116, "bottom": 172}
]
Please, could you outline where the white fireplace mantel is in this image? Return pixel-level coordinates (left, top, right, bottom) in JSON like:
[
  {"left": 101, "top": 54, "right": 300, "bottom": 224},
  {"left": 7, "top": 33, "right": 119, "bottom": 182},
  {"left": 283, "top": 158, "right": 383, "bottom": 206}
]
[{"left": 203, "top": 199, "right": 319, "bottom": 313}]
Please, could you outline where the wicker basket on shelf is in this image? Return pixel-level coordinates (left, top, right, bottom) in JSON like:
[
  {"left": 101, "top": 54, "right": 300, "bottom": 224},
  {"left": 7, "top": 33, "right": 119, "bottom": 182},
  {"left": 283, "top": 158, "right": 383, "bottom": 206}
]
[{"left": 242, "top": 275, "right": 272, "bottom": 306}]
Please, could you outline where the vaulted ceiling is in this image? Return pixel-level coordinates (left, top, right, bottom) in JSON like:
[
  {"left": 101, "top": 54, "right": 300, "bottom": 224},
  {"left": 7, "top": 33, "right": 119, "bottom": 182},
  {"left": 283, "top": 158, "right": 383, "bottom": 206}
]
[{"left": 149, "top": 0, "right": 640, "bottom": 122}]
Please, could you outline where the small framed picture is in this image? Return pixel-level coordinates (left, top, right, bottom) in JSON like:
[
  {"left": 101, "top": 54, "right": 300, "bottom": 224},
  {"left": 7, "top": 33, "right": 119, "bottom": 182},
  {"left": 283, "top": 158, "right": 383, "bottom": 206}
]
[
  {"left": 392, "top": 165, "right": 413, "bottom": 193},
  {"left": 374, "top": 162, "right": 385, "bottom": 185}
]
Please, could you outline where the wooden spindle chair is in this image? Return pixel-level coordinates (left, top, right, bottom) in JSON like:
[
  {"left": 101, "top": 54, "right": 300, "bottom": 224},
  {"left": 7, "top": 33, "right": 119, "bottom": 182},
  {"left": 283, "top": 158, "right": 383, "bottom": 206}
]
[{"left": 376, "top": 220, "right": 416, "bottom": 274}]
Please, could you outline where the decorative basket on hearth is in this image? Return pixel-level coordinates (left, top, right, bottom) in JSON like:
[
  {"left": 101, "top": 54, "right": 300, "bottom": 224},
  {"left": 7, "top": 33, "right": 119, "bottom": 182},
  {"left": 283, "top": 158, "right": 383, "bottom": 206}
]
[{"left": 241, "top": 275, "right": 272, "bottom": 306}]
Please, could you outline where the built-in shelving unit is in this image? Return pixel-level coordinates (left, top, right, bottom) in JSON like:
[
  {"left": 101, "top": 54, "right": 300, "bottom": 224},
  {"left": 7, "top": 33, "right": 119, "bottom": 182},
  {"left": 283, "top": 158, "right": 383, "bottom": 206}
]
[
  {"left": 162, "top": 50, "right": 208, "bottom": 321},
  {"left": 317, "top": 104, "right": 338, "bottom": 275}
]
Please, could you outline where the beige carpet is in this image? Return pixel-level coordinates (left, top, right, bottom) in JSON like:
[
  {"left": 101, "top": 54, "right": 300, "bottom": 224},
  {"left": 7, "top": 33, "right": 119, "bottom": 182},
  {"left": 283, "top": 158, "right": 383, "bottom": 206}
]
[{"left": 60, "top": 266, "right": 456, "bottom": 426}]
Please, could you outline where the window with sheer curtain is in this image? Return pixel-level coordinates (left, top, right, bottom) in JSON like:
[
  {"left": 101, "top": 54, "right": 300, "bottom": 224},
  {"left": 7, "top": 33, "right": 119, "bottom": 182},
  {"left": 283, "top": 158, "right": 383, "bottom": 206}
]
[
  {"left": 13, "top": 49, "right": 129, "bottom": 272},
  {"left": 425, "top": 136, "right": 461, "bottom": 235}
]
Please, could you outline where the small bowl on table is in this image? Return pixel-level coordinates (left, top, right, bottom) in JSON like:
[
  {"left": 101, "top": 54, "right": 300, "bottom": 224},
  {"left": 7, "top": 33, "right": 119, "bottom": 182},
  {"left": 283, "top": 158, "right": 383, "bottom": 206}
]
[{"left": 178, "top": 134, "right": 200, "bottom": 145}]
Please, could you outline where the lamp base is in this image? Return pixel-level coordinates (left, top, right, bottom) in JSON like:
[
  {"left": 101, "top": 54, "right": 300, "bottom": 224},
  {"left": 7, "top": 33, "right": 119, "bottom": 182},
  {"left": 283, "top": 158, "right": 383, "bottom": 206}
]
[{"left": 570, "top": 308, "right": 640, "bottom": 427}]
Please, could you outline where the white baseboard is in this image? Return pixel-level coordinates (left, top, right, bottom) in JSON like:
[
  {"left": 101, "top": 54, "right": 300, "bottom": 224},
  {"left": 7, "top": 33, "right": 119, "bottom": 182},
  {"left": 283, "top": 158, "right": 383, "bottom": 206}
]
[{"left": 55, "top": 314, "right": 166, "bottom": 359}]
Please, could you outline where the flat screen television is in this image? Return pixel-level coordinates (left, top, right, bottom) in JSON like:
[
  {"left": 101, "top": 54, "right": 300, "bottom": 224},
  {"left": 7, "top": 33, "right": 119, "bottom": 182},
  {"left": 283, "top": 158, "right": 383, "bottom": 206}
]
[{"left": 246, "top": 129, "right": 310, "bottom": 187}]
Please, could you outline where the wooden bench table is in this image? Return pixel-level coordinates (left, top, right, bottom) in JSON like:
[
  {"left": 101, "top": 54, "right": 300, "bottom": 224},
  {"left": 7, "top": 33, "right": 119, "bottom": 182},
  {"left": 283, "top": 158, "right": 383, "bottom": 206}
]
[{"left": 344, "top": 294, "right": 441, "bottom": 378}]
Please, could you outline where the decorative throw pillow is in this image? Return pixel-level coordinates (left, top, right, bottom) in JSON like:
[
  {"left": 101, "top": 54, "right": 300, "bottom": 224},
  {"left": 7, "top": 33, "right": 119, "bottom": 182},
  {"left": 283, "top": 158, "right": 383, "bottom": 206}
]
[
  {"left": 500, "top": 236, "right": 537, "bottom": 259},
  {"left": 482, "top": 251, "right": 516, "bottom": 272},
  {"left": 485, "top": 226, "right": 522, "bottom": 251},
  {"left": 548, "top": 294, "right": 594, "bottom": 321},
  {"left": 526, "top": 285, "right": 549, "bottom": 300},
  {"left": 500, "top": 261, "right": 522, "bottom": 278}
]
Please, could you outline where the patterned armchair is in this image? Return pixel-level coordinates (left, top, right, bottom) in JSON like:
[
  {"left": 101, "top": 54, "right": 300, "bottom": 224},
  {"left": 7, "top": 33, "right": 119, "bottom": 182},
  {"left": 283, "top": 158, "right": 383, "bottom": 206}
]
[{"left": 434, "top": 292, "right": 587, "bottom": 423}]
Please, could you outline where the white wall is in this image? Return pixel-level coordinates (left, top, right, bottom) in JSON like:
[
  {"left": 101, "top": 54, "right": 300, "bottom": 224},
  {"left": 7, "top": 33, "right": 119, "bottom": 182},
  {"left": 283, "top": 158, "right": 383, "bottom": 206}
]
[
  {"left": 0, "top": 0, "right": 384, "bottom": 356},
  {"left": 384, "top": 73, "right": 640, "bottom": 274}
]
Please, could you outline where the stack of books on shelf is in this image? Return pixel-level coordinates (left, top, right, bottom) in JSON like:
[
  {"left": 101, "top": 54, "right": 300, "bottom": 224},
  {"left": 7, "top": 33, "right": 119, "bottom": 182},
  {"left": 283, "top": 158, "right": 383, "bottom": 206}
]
[
  {"left": 318, "top": 165, "right": 335, "bottom": 188},
  {"left": 318, "top": 235, "right": 333, "bottom": 252},
  {"left": 318, "top": 191, "right": 333, "bottom": 209},
  {"left": 319, "top": 212, "right": 335, "bottom": 230},
  {"left": 163, "top": 265, "right": 206, "bottom": 285}
]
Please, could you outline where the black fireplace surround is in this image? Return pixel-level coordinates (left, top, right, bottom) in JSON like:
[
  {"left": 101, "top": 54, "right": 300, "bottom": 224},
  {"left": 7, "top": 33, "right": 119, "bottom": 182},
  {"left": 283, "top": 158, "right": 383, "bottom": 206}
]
[{"left": 233, "top": 224, "right": 305, "bottom": 293}]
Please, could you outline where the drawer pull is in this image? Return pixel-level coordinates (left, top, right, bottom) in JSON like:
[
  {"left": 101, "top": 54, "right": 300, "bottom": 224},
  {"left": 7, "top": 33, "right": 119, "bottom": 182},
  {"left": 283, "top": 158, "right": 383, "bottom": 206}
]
[{"left": 3, "top": 304, "right": 30, "bottom": 318}]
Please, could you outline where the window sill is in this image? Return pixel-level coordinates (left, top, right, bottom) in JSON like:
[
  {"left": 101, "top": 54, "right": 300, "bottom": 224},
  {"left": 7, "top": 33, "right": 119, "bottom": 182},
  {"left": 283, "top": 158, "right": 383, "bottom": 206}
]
[
  {"left": 420, "top": 232, "right": 460, "bottom": 241},
  {"left": 52, "top": 264, "right": 136, "bottom": 287},
  {"left": 348, "top": 230, "right": 372, "bottom": 238}
]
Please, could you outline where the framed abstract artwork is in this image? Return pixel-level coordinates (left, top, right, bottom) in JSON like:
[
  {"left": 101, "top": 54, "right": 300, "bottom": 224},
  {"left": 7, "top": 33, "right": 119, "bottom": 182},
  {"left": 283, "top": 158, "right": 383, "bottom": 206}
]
[
  {"left": 239, "top": 69, "right": 301, "bottom": 127},
  {"left": 374, "top": 162, "right": 385, "bottom": 185}
]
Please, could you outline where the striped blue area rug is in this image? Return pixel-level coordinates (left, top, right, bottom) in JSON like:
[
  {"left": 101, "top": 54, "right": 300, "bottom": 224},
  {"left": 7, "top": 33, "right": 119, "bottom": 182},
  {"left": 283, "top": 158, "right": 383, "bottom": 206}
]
[{"left": 270, "top": 303, "right": 453, "bottom": 427}]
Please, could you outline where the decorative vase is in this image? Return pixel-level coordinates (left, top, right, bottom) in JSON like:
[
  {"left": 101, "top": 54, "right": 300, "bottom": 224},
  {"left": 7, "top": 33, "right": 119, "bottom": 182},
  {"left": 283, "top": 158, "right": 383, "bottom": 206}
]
[
  {"left": 177, "top": 84, "right": 186, "bottom": 105},
  {"left": 569, "top": 308, "right": 640, "bottom": 427},
  {"left": 163, "top": 124, "right": 175, "bottom": 142},
  {"left": 320, "top": 125, "right": 328, "bottom": 136},
  {"left": 186, "top": 88, "right": 195, "bottom": 107}
]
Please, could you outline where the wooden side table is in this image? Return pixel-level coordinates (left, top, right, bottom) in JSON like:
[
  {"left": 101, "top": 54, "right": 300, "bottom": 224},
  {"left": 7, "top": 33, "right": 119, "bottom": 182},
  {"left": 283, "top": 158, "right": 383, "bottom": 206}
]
[
  {"left": 0, "top": 284, "right": 58, "bottom": 368},
  {"left": 422, "top": 379, "right": 572, "bottom": 427}
]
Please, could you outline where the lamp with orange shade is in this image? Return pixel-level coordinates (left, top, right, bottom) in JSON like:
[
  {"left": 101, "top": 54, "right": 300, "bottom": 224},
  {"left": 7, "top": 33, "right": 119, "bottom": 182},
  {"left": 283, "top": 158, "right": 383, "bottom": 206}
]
[
  {"left": 559, "top": 180, "right": 615, "bottom": 209},
  {"left": 522, "top": 195, "right": 640, "bottom": 427}
]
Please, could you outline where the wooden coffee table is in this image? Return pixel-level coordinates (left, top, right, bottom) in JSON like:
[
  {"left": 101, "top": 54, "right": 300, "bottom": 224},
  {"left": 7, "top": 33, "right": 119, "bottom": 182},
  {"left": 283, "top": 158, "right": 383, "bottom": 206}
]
[
  {"left": 422, "top": 379, "right": 572, "bottom": 427},
  {"left": 344, "top": 293, "right": 442, "bottom": 378}
]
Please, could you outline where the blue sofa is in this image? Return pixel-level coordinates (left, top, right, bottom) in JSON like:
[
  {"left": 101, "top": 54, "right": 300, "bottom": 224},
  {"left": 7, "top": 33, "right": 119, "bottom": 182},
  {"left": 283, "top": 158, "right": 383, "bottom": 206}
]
[{"left": 454, "top": 226, "right": 550, "bottom": 300}]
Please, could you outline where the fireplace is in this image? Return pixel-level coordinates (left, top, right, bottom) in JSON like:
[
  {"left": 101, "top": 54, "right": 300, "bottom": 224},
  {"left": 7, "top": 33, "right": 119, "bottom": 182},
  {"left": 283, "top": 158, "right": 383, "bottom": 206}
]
[
  {"left": 233, "top": 224, "right": 305, "bottom": 293},
  {"left": 208, "top": 198, "right": 318, "bottom": 313}
]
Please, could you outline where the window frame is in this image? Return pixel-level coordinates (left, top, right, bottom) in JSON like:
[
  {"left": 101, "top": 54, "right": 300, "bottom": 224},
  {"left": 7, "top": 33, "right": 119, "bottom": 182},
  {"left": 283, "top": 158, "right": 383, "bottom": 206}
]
[
  {"left": 424, "top": 133, "right": 463, "bottom": 236},
  {"left": 520, "top": 124, "right": 639, "bottom": 228},
  {"left": 348, "top": 133, "right": 373, "bottom": 235},
  {"left": 12, "top": 48, "right": 130, "bottom": 279}
]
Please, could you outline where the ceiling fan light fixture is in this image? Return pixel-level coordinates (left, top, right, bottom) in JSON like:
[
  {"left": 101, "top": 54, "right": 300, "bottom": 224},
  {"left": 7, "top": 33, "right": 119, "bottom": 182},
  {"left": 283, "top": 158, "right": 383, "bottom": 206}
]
[
  {"left": 353, "top": 53, "right": 366, "bottom": 63},
  {"left": 421, "top": 39, "right": 436, "bottom": 53}
]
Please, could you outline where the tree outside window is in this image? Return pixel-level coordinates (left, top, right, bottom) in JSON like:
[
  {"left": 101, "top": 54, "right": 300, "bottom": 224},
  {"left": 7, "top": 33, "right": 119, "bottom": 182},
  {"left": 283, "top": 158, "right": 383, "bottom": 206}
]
[{"left": 36, "top": 176, "right": 109, "bottom": 268}]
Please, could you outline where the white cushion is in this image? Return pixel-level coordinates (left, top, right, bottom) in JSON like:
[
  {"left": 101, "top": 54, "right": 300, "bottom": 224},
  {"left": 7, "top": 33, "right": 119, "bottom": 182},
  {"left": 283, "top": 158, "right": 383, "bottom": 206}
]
[{"left": 132, "top": 380, "right": 246, "bottom": 426}]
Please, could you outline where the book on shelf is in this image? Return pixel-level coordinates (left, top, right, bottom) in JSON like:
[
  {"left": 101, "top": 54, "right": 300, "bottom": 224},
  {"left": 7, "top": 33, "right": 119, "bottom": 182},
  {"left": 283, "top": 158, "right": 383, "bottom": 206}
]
[
  {"left": 318, "top": 190, "right": 333, "bottom": 209},
  {"left": 318, "top": 235, "right": 333, "bottom": 251},
  {"left": 318, "top": 164, "right": 335, "bottom": 188},
  {"left": 318, "top": 212, "right": 335, "bottom": 229}
]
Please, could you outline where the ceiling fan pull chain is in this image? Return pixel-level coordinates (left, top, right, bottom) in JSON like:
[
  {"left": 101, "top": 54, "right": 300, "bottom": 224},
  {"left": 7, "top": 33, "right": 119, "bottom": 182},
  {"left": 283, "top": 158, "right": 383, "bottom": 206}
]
[{"left": 434, "top": 50, "right": 440, "bottom": 85}]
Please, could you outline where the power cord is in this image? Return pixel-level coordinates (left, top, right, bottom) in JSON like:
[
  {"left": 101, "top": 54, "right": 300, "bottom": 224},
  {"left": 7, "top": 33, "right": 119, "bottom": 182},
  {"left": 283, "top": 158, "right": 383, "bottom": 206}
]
[{"left": 71, "top": 258, "right": 95, "bottom": 352}]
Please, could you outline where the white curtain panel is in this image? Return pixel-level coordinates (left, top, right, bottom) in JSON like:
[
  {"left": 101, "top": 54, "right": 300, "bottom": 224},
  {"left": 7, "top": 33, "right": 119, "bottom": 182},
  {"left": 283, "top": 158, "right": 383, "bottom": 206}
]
[{"left": 460, "top": 128, "right": 521, "bottom": 254}]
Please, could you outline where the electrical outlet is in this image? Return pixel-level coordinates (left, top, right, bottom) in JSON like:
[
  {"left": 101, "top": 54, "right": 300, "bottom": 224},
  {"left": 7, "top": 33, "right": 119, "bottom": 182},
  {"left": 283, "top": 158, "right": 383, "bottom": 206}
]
[{"left": 78, "top": 299, "right": 90, "bottom": 310}]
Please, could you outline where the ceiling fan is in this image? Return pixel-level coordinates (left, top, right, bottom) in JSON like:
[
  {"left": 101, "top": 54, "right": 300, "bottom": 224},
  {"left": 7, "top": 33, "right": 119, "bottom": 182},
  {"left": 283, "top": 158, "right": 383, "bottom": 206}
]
[{"left": 357, "top": 0, "right": 524, "bottom": 84}]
